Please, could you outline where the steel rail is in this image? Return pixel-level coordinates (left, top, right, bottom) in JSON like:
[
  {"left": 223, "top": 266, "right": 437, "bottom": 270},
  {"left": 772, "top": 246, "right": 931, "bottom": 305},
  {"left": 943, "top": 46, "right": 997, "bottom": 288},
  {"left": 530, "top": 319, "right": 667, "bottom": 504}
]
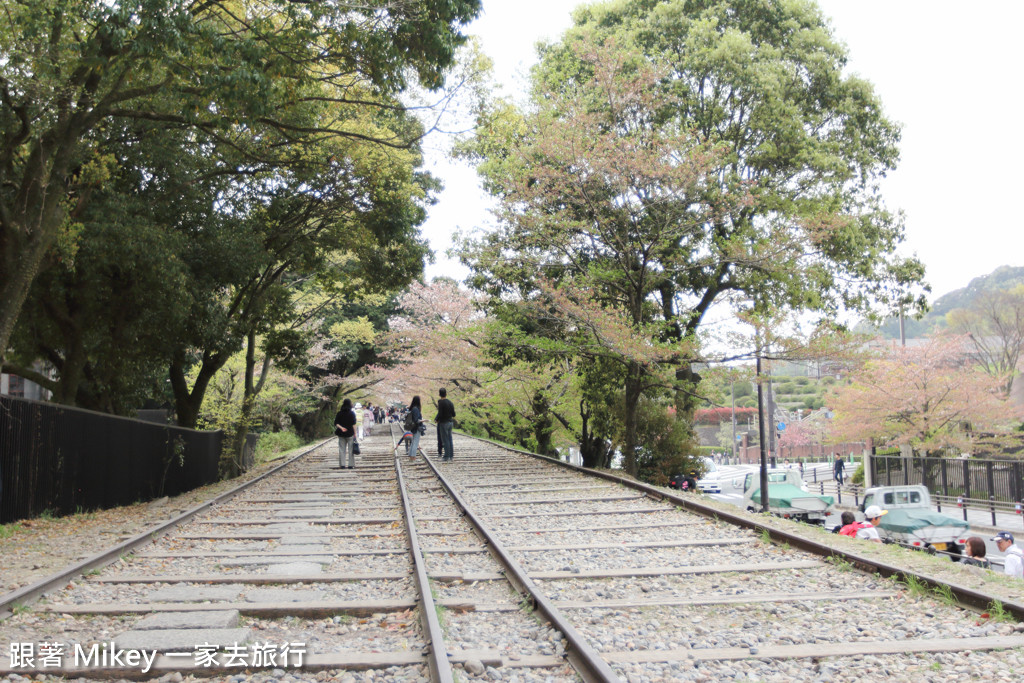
[
  {"left": 0, "top": 438, "right": 331, "bottom": 618},
  {"left": 418, "top": 441, "right": 622, "bottom": 683},
  {"left": 460, "top": 432, "right": 1024, "bottom": 622},
  {"left": 389, "top": 423, "right": 455, "bottom": 683}
]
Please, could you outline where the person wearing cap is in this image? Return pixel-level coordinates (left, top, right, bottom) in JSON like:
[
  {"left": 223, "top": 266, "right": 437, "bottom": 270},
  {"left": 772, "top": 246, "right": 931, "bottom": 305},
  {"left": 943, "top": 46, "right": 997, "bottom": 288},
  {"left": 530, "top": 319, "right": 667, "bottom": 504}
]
[
  {"left": 992, "top": 532, "right": 1024, "bottom": 578},
  {"left": 855, "top": 505, "right": 887, "bottom": 543}
]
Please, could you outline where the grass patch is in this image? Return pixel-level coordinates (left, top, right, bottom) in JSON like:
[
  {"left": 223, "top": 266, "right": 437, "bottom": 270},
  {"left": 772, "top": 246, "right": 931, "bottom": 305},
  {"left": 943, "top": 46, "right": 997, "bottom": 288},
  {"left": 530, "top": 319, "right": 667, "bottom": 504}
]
[
  {"left": 254, "top": 430, "right": 309, "bottom": 464},
  {"left": 898, "top": 573, "right": 930, "bottom": 598},
  {"left": 0, "top": 522, "right": 24, "bottom": 539},
  {"left": 825, "top": 555, "right": 854, "bottom": 572},
  {"left": 985, "top": 600, "right": 1018, "bottom": 624},
  {"left": 932, "top": 583, "right": 956, "bottom": 606}
]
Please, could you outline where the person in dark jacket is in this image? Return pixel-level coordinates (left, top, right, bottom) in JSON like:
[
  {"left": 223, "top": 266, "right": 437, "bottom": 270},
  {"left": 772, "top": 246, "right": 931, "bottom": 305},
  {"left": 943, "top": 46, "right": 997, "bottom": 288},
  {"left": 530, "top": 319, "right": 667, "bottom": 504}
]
[
  {"left": 959, "top": 536, "right": 991, "bottom": 569},
  {"left": 334, "top": 399, "right": 357, "bottom": 469},
  {"left": 407, "top": 395, "right": 424, "bottom": 457},
  {"left": 435, "top": 387, "right": 456, "bottom": 461}
]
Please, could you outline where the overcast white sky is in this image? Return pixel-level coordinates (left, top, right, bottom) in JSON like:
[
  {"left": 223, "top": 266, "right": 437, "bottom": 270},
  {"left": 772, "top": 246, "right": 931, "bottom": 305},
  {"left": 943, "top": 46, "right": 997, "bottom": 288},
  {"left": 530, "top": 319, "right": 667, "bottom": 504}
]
[{"left": 419, "top": 0, "right": 1024, "bottom": 300}]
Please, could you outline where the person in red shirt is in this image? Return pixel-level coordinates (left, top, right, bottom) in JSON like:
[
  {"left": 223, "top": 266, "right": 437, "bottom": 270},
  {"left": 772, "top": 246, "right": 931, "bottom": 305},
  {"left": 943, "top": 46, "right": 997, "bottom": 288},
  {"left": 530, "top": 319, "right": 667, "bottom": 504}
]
[{"left": 838, "top": 510, "right": 875, "bottom": 538}]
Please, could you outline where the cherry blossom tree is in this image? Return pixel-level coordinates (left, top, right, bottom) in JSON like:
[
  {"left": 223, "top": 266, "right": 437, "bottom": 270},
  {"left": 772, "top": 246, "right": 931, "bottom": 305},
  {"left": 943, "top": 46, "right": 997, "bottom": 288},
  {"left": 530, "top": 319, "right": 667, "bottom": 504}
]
[
  {"left": 368, "top": 279, "right": 487, "bottom": 403},
  {"left": 827, "top": 337, "right": 1016, "bottom": 451}
]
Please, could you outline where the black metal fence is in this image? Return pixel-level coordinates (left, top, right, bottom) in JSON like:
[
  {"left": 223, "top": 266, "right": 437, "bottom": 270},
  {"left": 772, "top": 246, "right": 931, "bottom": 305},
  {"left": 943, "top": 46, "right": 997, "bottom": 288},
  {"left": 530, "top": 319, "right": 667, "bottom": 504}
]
[
  {"left": 871, "top": 454, "right": 1024, "bottom": 506},
  {"left": 0, "top": 395, "right": 222, "bottom": 523}
]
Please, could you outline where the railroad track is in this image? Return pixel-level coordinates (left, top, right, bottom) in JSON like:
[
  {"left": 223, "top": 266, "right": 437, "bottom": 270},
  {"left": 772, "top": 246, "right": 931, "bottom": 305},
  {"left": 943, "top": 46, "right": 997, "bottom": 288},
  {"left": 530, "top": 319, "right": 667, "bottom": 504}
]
[{"left": 2, "top": 426, "right": 1024, "bottom": 682}]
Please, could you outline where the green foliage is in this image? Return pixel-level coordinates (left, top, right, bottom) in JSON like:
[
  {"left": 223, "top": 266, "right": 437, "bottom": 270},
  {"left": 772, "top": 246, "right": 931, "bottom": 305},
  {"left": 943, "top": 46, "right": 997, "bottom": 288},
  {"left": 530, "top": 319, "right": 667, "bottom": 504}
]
[
  {"left": 254, "top": 431, "right": 306, "bottom": 464},
  {"left": 826, "top": 556, "right": 854, "bottom": 572},
  {"left": 898, "top": 573, "right": 929, "bottom": 598},
  {"left": 634, "top": 398, "right": 701, "bottom": 486},
  {"left": 985, "top": 600, "right": 1017, "bottom": 624},
  {"left": 457, "top": 0, "right": 922, "bottom": 478},
  {"left": 0, "top": 523, "right": 24, "bottom": 539},
  {"left": 931, "top": 583, "right": 956, "bottom": 607},
  {"left": 850, "top": 463, "right": 863, "bottom": 488},
  {"left": 0, "top": 0, "right": 483, "bottom": 369}
]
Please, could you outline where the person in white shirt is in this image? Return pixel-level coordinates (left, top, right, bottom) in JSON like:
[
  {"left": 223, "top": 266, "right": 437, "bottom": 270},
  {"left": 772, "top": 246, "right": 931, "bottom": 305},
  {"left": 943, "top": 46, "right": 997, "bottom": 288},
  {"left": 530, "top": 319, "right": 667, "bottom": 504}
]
[
  {"left": 855, "top": 505, "right": 887, "bottom": 543},
  {"left": 992, "top": 531, "right": 1024, "bottom": 578}
]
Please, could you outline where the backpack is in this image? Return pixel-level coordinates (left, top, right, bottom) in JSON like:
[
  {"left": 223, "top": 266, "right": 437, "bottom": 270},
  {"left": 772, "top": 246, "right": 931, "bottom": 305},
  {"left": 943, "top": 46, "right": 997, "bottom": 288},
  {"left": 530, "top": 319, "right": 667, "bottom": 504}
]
[{"left": 403, "top": 411, "right": 417, "bottom": 432}]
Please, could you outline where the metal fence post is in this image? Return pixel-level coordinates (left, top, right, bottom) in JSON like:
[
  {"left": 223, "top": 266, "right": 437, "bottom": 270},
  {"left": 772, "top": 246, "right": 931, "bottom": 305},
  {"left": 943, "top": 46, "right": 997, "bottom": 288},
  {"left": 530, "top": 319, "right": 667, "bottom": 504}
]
[
  {"left": 940, "top": 458, "right": 949, "bottom": 500},
  {"left": 987, "top": 461, "right": 997, "bottom": 526},
  {"left": 963, "top": 460, "right": 971, "bottom": 522}
]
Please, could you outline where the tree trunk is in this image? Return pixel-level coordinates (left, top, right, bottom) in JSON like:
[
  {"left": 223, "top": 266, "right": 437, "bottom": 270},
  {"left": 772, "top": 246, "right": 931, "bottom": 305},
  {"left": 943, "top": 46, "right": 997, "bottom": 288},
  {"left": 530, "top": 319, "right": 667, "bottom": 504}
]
[
  {"left": 169, "top": 351, "right": 222, "bottom": 429},
  {"left": 0, "top": 231, "right": 51, "bottom": 369},
  {"left": 531, "top": 391, "right": 556, "bottom": 456},
  {"left": 622, "top": 363, "right": 643, "bottom": 476},
  {"left": 289, "top": 383, "right": 342, "bottom": 441}
]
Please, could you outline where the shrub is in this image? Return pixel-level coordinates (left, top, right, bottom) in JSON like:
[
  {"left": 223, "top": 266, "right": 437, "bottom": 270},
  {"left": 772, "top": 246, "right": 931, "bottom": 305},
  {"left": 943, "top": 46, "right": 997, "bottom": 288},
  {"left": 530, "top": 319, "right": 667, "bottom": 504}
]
[
  {"left": 255, "top": 431, "right": 305, "bottom": 463},
  {"left": 694, "top": 407, "right": 759, "bottom": 424}
]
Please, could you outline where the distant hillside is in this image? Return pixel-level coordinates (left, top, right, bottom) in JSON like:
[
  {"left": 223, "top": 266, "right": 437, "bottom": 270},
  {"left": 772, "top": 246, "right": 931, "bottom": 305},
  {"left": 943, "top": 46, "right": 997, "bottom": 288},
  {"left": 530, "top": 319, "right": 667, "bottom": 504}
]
[{"left": 863, "top": 265, "right": 1024, "bottom": 339}]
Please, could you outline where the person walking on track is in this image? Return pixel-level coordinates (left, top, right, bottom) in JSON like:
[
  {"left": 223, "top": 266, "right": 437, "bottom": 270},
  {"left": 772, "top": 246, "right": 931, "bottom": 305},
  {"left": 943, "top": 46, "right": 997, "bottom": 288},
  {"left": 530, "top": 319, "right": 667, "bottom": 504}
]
[
  {"left": 334, "top": 399, "right": 357, "bottom": 469},
  {"left": 435, "top": 388, "right": 456, "bottom": 461},
  {"left": 405, "top": 395, "right": 425, "bottom": 458}
]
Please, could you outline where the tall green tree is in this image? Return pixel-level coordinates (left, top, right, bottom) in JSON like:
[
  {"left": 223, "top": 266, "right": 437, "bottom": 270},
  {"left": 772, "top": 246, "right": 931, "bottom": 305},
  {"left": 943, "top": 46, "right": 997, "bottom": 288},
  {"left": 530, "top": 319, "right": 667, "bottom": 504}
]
[
  {"left": 463, "top": 39, "right": 725, "bottom": 474},
  {"left": 461, "top": 0, "right": 924, "bottom": 476},
  {"left": 0, "top": 0, "right": 481, "bottom": 366}
]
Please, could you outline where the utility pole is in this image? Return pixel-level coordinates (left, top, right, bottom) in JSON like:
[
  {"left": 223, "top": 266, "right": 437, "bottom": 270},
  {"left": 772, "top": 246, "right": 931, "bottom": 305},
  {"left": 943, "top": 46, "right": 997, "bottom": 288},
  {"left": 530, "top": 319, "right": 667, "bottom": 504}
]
[
  {"left": 730, "top": 379, "right": 737, "bottom": 462},
  {"left": 765, "top": 362, "right": 776, "bottom": 467},
  {"left": 756, "top": 354, "right": 769, "bottom": 513}
]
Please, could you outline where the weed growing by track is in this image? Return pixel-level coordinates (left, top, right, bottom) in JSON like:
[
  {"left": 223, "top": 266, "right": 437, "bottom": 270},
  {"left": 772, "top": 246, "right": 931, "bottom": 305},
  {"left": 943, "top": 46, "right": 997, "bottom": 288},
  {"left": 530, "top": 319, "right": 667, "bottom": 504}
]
[
  {"left": 0, "top": 522, "right": 22, "bottom": 539},
  {"left": 898, "top": 573, "right": 929, "bottom": 598},
  {"left": 932, "top": 583, "right": 957, "bottom": 607},
  {"left": 986, "top": 600, "right": 1017, "bottom": 623},
  {"left": 434, "top": 603, "right": 449, "bottom": 630},
  {"left": 825, "top": 555, "right": 853, "bottom": 572}
]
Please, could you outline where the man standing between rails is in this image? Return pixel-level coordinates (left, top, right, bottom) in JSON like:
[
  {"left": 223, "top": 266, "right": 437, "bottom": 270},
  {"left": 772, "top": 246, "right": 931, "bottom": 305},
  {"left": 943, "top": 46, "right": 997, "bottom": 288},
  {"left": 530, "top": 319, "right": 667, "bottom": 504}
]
[
  {"left": 435, "top": 388, "right": 457, "bottom": 462},
  {"left": 992, "top": 531, "right": 1024, "bottom": 578}
]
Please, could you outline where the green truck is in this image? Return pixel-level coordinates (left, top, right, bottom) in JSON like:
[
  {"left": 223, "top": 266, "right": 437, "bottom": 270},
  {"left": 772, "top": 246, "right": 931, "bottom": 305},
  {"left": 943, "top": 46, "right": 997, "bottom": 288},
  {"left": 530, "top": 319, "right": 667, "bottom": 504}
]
[
  {"left": 859, "top": 485, "right": 970, "bottom": 556},
  {"left": 743, "top": 468, "right": 834, "bottom": 525}
]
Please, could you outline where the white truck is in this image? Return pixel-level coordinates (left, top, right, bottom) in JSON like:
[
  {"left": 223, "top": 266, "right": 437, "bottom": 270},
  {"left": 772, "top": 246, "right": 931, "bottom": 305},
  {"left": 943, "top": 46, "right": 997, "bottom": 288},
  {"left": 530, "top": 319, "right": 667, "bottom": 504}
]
[{"left": 859, "top": 485, "right": 970, "bottom": 556}]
